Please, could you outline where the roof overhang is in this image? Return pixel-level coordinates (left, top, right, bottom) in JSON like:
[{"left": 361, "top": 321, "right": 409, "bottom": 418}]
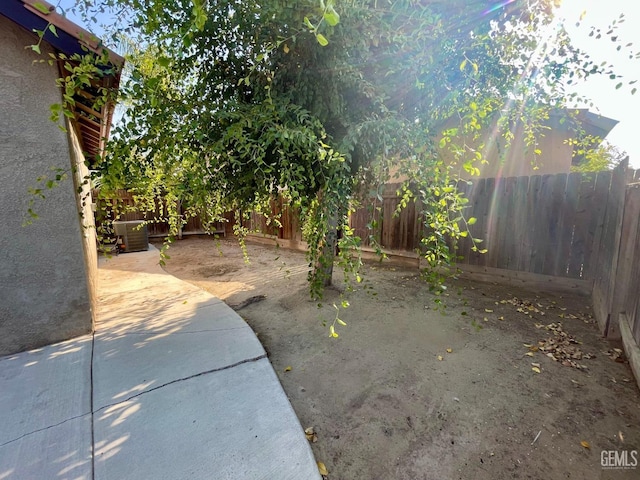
[{"left": 0, "top": 0, "right": 124, "bottom": 161}]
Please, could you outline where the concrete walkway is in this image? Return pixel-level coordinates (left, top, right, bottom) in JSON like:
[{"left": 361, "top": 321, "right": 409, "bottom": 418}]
[{"left": 0, "top": 246, "right": 321, "bottom": 480}]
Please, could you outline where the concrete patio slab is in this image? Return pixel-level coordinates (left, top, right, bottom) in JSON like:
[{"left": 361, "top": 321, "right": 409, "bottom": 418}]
[
  {"left": 0, "top": 335, "right": 91, "bottom": 445},
  {"left": 93, "top": 317, "right": 265, "bottom": 410},
  {"left": 94, "top": 358, "right": 320, "bottom": 480},
  {"left": 0, "top": 414, "right": 92, "bottom": 480},
  {"left": 96, "top": 296, "right": 234, "bottom": 336},
  {"left": 0, "top": 245, "right": 320, "bottom": 479}
]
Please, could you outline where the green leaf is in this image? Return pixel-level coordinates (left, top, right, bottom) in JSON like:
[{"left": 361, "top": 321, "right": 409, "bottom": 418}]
[
  {"left": 467, "top": 217, "right": 477, "bottom": 225},
  {"left": 304, "top": 16, "right": 314, "bottom": 30},
  {"left": 158, "top": 56, "right": 170, "bottom": 67},
  {"left": 30, "top": 44, "right": 41, "bottom": 54},
  {"left": 315, "top": 33, "right": 329, "bottom": 46},
  {"left": 460, "top": 59, "right": 467, "bottom": 71},
  {"left": 33, "top": 2, "right": 51, "bottom": 14},
  {"left": 615, "top": 82, "right": 623, "bottom": 89},
  {"left": 324, "top": 7, "right": 340, "bottom": 27},
  {"left": 337, "top": 318, "right": 347, "bottom": 326},
  {"left": 48, "top": 24, "right": 58, "bottom": 37}
]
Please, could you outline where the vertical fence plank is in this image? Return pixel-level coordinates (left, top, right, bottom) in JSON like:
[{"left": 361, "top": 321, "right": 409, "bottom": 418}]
[
  {"left": 530, "top": 175, "right": 553, "bottom": 274},
  {"left": 455, "top": 181, "right": 474, "bottom": 264},
  {"left": 466, "top": 178, "right": 481, "bottom": 265},
  {"left": 554, "top": 173, "right": 581, "bottom": 277},
  {"left": 507, "top": 176, "right": 530, "bottom": 271},
  {"left": 482, "top": 177, "right": 499, "bottom": 268},
  {"left": 610, "top": 184, "right": 640, "bottom": 339},
  {"left": 582, "top": 172, "right": 612, "bottom": 279},
  {"left": 567, "top": 173, "right": 596, "bottom": 278},
  {"left": 517, "top": 175, "right": 537, "bottom": 273},
  {"left": 542, "top": 173, "right": 568, "bottom": 276},
  {"left": 496, "top": 177, "right": 517, "bottom": 270}
]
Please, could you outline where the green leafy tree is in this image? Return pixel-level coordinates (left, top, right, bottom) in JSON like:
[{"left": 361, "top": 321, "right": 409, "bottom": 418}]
[{"left": 53, "top": 0, "right": 637, "bottom": 301}]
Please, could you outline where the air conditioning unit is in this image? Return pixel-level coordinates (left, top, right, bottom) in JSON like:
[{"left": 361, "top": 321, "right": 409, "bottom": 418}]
[{"left": 113, "top": 220, "right": 148, "bottom": 253}]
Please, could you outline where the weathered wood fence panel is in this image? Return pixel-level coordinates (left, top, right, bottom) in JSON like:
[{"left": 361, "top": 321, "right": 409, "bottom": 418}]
[
  {"left": 618, "top": 185, "right": 640, "bottom": 344},
  {"left": 447, "top": 172, "right": 612, "bottom": 280},
  {"left": 349, "top": 184, "right": 423, "bottom": 252},
  {"left": 591, "top": 161, "right": 628, "bottom": 335},
  {"left": 96, "top": 165, "right": 640, "bottom": 346},
  {"left": 245, "top": 198, "right": 300, "bottom": 241},
  {"left": 592, "top": 171, "right": 640, "bottom": 344},
  {"left": 95, "top": 190, "right": 228, "bottom": 237}
]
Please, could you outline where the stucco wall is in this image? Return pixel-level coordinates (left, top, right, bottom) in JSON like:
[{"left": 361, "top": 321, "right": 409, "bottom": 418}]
[
  {"left": 437, "top": 115, "right": 575, "bottom": 180},
  {"left": 0, "top": 16, "right": 93, "bottom": 355}
]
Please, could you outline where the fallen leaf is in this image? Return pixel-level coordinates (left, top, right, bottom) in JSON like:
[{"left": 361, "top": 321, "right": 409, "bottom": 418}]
[
  {"left": 618, "top": 431, "right": 624, "bottom": 443},
  {"left": 437, "top": 355, "right": 444, "bottom": 361},
  {"left": 305, "top": 427, "right": 318, "bottom": 443},
  {"left": 498, "top": 316, "right": 504, "bottom": 321},
  {"left": 317, "top": 461, "right": 328, "bottom": 476},
  {"left": 284, "top": 366, "right": 292, "bottom": 372},
  {"left": 485, "top": 308, "right": 494, "bottom": 313},
  {"left": 532, "top": 367, "right": 541, "bottom": 374},
  {"left": 580, "top": 440, "right": 590, "bottom": 449},
  {"left": 446, "top": 348, "right": 453, "bottom": 353},
  {"left": 531, "top": 363, "right": 541, "bottom": 368},
  {"left": 525, "top": 352, "right": 534, "bottom": 357}
]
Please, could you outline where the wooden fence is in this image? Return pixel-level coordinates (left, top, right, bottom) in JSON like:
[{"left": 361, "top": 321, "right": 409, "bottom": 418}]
[
  {"left": 591, "top": 164, "right": 640, "bottom": 345},
  {"left": 94, "top": 190, "right": 230, "bottom": 238},
  {"left": 97, "top": 164, "right": 640, "bottom": 348}
]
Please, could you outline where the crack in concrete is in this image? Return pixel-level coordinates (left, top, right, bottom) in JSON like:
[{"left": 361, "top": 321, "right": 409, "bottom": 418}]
[
  {"left": 93, "top": 354, "right": 268, "bottom": 413},
  {"left": 0, "top": 412, "right": 91, "bottom": 448}
]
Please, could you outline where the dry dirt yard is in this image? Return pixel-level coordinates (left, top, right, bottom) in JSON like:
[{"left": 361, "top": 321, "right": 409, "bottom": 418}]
[{"left": 155, "top": 236, "right": 640, "bottom": 480}]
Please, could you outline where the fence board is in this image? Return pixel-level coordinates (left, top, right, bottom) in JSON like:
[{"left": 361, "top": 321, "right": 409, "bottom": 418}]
[
  {"left": 455, "top": 181, "right": 473, "bottom": 262},
  {"left": 555, "top": 173, "right": 581, "bottom": 277},
  {"left": 567, "top": 174, "right": 596, "bottom": 278},
  {"left": 507, "top": 176, "right": 529, "bottom": 271},
  {"left": 583, "top": 172, "right": 612, "bottom": 279},
  {"left": 481, "top": 178, "right": 498, "bottom": 267},
  {"left": 518, "top": 175, "right": 539, "bottom": 273},
  {"left": 543, "top": 173, "right": 568, "bottom": 276},
  {"left": 466, "top": 178, "right": 487, "bottom": 266},
  {"left": 614, "top": 185, "right": 640, "bottom": 341},
  {"left": 530, "top": 175, "right": 554, "bottom": 274},
  {"left": 496, "top": 177, "right": 517, "bottom": 270}
]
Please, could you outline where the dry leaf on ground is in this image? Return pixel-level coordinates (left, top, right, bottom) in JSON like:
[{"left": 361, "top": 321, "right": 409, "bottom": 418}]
[
  {"left": 317, "top": 461, "right": 328, "bottom": 475},
  {"left": 305, "top": 427, "right": 318, "bottom": 443}
]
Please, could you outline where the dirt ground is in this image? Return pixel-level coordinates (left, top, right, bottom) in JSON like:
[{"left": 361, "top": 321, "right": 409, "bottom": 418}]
[{"left": 155, "top": 236, "right": 640, "bottom": 480}]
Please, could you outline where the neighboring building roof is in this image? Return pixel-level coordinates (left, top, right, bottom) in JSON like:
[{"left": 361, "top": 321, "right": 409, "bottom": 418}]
[{"left": 0, "top": 0, "right": 124, "bottom": 160}]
